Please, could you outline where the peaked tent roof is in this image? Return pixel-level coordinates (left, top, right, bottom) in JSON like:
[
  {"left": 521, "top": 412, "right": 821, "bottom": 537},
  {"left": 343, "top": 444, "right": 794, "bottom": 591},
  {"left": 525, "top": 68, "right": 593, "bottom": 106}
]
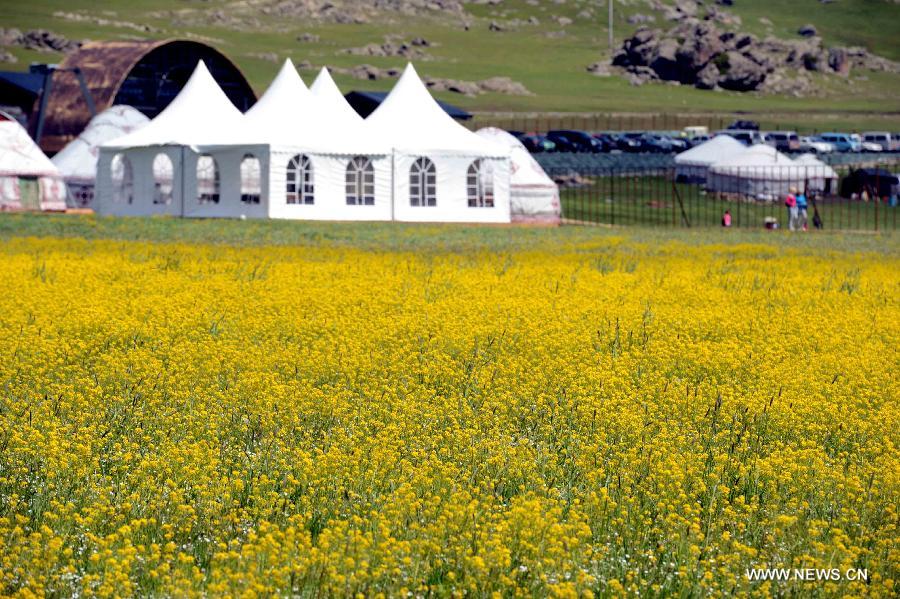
[
  {"left": 247, "top": 61, "right": 387, "bottom": 154},
  {"left": 476, "top": 127, "right": 556, "bottom": 189},
  {"left": 709, "top": 144, "right": 798, "bottom": 180},
  {"left": 674, "top": 134, "right": 746, "bottom": 167},
  {"left": 0, "top": 119, "right": 62, "bottom": 178},
  {"left": 345, "top": 90, "right": 472, "bottom": 120},
  {"left": 309, "top": 67, "right": 365, "bottom": 125},
  {"left": 53, "top": 106, "right": 149, "bottom": 182},
  {"left": 365, "top": 63, "right": 508, "bottom": 157},
  {"left": 103, "top": 61, "right": 250, "bottom": 149}
]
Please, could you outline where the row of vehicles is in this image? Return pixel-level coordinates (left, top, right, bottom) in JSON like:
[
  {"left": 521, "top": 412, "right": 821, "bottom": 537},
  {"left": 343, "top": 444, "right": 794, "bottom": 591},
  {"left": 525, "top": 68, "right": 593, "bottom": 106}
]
[{"left": 508, "top": 120, "right": 900, "bottom": 155}]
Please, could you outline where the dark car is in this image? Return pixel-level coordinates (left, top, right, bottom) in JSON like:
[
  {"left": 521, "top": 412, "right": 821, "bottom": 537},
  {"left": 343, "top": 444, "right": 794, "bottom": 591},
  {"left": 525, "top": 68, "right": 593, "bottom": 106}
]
[
  {"left": 520, "top": 134, "right": 556, "bottom": 153},
  {"left": 728, "top": 119, "right": 761, "bottom": 131},
  {"left": 721, "top": 129, "right": 764, "bottom": 146},
  {"left": 591, "top": 133, "right": 616, "bottom": 152},
  {"left": 546, "top": 130, "right": 606, "bottom": 153},
  {"left": 613, "top": 133, "right": 644, "bottom": 152}
]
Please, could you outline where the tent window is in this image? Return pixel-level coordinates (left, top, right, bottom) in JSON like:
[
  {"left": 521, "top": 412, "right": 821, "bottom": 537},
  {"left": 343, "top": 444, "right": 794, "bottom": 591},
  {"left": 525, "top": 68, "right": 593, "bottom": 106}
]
[
  {"left": 286, "top": 154, "right": 314, "bottom": 205},
  {"left": 111, "top": 154, "right": 133, "bottom": 204},
  {"left": 410, "top": 157, "right": 436, "bottom": 207},
  {"left": 197, "top": 155, "right": 220, "bottom": 204},
  {"left": 241, "top": 154, "right": 261, "bottom": 204},
  {"left": 346, "top": 156, "right": 375, "bottom": 206},
  {"left": 152, "top": 153, "right": 174, "bottom": 205},
  {"left": 467, "top": 159, "right": 494, "bottom": 208}
]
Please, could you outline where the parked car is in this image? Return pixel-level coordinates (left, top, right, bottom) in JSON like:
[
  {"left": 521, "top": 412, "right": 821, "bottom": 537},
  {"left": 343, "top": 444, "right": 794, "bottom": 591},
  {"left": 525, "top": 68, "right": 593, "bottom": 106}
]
[
  {"left": 851, "top": 133, "right": 882, "bottom": 152},
  {"left": 686, "top": 134, "right": 711, "bottom": 148},
  {"left": 764, "top": 131, "right": 801, "bottom": 152},
  {"left": 727, "top": 119, "right": 760, "bottom": 131},
  {"left": 591, "top": 133, "right": 617, "bottom": 152},
  {"left": 720, "top": 129, "right": 764, "bottom": 146},
  {"left": 519, "top": 134, "right": 556, "bottom": 153},
  {"left": 799, "top": 136, "right": 834, "bottom": 154},
  {"left": 546, "top": 130, "right": 606, "bottom": 153},
  {"left": 862, "top": 132, "right": 895, "bottom": 151},
  {"left": 819, "top": 133, "right": 861, "bottom": 152},
  {"left": 611, "top": 133, "right": 643, "bottom": 153}
]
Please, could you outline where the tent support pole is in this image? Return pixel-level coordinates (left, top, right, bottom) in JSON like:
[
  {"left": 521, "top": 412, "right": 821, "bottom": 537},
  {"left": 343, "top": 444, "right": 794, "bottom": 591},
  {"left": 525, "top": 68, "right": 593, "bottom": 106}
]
[
  {"left": 390, "top": 151, "right": 395, "bottom": 221},
  {"left": 180, "top": 146, "right": 186, "bottom": 218}
]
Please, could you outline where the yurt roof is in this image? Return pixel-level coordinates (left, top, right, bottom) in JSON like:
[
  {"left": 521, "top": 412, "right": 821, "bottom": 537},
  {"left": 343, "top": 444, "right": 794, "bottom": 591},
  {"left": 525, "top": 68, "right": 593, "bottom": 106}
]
[
  {"left": 0, "top": 119, "right": 62, "bottom": 178},
  {"left": 793, "top": 153, "right": 839, "bottom": 178},
  {"left": 247, "top": 61, "right": 386, "bottom": 154},
  {"left": 102, "top": 61, "right": 250, "bottom": 149},
  {"left": 674, "top": 135, "right": 746, "bottom": 167},
  {"left": 53, "top": 105, "right": 149, "bottom": 181},
  {"left": 710, "top": 144, "right": 801, "bottom": 180},
  {"left": 476, "top": 127, "right": 556, "bottom": 189},
  {"left": 365, "top": 63, "right": 508, "bottom": 158}
]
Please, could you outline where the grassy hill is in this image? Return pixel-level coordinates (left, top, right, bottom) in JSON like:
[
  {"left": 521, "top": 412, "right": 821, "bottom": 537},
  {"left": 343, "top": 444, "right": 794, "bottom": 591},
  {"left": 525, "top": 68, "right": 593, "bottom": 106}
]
[{"left": 1, "top": 0, "right": 899, "bottom": 128}]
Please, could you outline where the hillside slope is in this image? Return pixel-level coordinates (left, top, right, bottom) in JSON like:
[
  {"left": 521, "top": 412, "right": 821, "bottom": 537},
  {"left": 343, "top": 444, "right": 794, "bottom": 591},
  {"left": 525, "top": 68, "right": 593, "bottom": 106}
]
[{"left": 1, "top": 0, "right": 898, "bottom": 121}]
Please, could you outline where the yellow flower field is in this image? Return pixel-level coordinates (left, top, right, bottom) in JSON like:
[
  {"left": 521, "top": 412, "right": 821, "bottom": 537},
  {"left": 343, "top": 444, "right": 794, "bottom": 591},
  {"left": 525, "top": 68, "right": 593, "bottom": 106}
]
[{"left": 0, "top": 229, "right": 897, "bottom": 597}]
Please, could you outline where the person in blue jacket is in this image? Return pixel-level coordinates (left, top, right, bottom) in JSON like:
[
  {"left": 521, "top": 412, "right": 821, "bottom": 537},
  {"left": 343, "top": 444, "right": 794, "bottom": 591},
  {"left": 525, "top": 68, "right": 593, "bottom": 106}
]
[{"left": 795, "top": 188, "right": 808, "bottom": 231}]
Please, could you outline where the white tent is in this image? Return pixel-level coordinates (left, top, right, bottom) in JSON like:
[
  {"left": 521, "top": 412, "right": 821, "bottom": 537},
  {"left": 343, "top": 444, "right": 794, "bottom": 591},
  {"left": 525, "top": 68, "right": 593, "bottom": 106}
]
[
  {"left": 792, "top": 153, "right": 839, "bottom": 194},
  {"left": 364, "top": 63, "right": 511, "bottom": 223},
  {"left": 476, "top": 127, "right": 559, "bottom": 224},
  {"left": 97, "top": 61, "right": 267, "bottom": 218},
  {"left": 52, "top": 105, "right": 149, "bottom": 207},
  {"left": 0, "top": 118, "right": 66, "bottom": 211},
  {"left": 707, "top": 144, "right": 800, "bottom": 199},
  {"left": 252, "top": 62, "right": 392, "bottom": 221},
  {"left": 674, "top": 135, "right": 746, "bottom": 183}
]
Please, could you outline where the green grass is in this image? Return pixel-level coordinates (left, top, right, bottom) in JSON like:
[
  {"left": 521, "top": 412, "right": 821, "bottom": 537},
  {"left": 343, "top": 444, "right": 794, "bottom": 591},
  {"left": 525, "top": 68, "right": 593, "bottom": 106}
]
[
  {"left": 560, "top": 176, "right": 900, "bottom": 231},
  {"left": 0, "top": 0, "right": 898, "bottom": 124},
  {"left": 0, "top": 213, "right": 896, "bottom": 256}
]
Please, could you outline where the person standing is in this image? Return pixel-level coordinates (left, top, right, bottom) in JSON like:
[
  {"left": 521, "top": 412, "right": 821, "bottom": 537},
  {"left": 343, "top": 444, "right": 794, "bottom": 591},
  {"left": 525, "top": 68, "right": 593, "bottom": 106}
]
[
  {"left": 796, "top": 189, "right": 808, "bottom": 231},
  {"left": 722, "top": 210, "right": 732, "bottom": 227},
  {"left": 785, "top": 187, "right": 798, "bottom": 231}
]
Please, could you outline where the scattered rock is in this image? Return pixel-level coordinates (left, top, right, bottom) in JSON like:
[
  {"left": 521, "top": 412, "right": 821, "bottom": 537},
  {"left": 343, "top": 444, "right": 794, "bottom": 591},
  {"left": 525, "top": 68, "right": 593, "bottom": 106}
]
[
  {"left": 556, "top": 16, "right": 573, "bottom": 27},
  {"left": 296, "top": 32, "right": 320, "bottom": 42},
  {"left": 627, "top": 14, "right": 656, "bottom": 25},
  {"left": 343, "top": 39, "right": 430, "bottom": 59},
  {"left": 332, "top": 64, "right": 532, "bottom": 96},
  {"left": 489, "top": 20, "right": 504, "bottom": 32},
  {"left": 248, "top": 52, "right": 280, "bottom": 63},
  {"left": 0, "top": 28, "right": 82, "bottom": 53},
  {"left": 0, "top": 48, "right": 17, "bottom": 63},
  {"left": 798, "top": 24, "right": 817, "bottom": 37},
  {"left": 586, "top": 60, "right": 612, "bottom": 77},
  {"left": 52, "top": 11, "right": 157, "bottom": 34},
  {"left": 478, "top": 76, "right": 533, "bottom": 95}
]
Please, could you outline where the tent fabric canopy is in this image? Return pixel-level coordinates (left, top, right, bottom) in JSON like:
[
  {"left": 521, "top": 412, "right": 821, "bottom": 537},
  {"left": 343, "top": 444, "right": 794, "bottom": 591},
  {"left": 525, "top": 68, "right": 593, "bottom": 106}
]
[
  {"left": 53, "top": 106, "right": 149, "bottom": 182},
  {"left": 709, "top": 144, "right": 797, "bottom": 180},
  {"left": 0, "top": 119, "right": 67, "bottom": 210},
  {"left": 310, "top": 67, "right": 366, "bottom": 125},
  {"left": 476, "top": 127, "right": 559, "bottom": 222},
  {"left": 102, "top": 61, "right": 248, "bottom": 149},
  {"left": 365, "top": 63, "right": 507, "bottom": 158},
  {"left": 675, "top": 135, "right": 746, "bottom": 167}
]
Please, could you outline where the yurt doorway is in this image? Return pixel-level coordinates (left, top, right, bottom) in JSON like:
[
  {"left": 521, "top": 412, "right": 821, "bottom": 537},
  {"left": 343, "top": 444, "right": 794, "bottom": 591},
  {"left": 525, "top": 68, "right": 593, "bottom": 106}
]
[{"left": 19, "top": 178, "right": 39, "bottom": 210}]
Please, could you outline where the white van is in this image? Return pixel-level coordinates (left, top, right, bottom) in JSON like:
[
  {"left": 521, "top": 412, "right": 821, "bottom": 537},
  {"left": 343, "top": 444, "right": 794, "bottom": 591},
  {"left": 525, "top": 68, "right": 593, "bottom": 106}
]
[{"left": 862, "top": 132, "right": 896, "bottom": 151}]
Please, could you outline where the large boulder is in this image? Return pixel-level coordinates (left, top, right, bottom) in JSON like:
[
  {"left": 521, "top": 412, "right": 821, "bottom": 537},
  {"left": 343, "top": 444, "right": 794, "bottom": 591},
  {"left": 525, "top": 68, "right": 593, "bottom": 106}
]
[{"left": 717, "top": 51, "right": 769, "bottom": 91}]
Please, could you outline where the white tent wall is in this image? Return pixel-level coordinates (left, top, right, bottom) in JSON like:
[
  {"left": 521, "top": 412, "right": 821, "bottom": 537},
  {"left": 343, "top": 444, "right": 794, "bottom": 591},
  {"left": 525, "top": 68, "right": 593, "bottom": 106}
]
[
  {"left": 267, "top": 148, "right": 392, "bottom": 221},
  {"left": 391, "top": 154, "right": 510, "bottom": 223},
  {"left": 97, "top": 145, "right": 270, "bottom": 218}
]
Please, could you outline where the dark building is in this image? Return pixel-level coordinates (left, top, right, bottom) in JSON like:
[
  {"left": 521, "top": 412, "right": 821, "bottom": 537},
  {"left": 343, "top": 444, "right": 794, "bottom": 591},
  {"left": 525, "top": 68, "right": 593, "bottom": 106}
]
[
  {"left": 345, "top": 90, "right": 472, "bottom": 121},
  {"left": 0, "top": 69, "right": 45, "bottom": 127},
  {"left": 0, "top": 39, "right": 256, "bottom": 154}
]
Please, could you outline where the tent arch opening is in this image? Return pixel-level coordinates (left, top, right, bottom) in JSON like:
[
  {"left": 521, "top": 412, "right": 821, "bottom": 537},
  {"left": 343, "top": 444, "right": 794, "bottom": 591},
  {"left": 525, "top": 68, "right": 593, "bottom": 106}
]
[
  {"left": 240, "top": 153, "right": 261, "bottom": 204},
  {"left": 467, "top": 159, "right": 495, "bottom": 208},
  {"left": 346, "top": 156, "right": 375, "bottom": 206},
  {"left": 197, "top": 154, "right": 220, "bottom": 204},
  {"left": 410, "top": 157, "right": 436, "bottom": 207},
  {"left": 111, "top": 153, "right": 134, "bottom": 204},
  {"left": 152, "top": 153, "right": 174, "bottom": 205}
]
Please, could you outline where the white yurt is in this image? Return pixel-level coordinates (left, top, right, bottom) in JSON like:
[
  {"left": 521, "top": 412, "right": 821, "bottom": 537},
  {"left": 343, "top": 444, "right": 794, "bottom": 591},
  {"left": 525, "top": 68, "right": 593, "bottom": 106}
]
[
  {"left": 792, "top": 153, "right": 839, "bottom": 194},
  {"left": 476, "top": 127, "right": 560, "bottom": 224},
  {"left": 252, "top": 62, "right": 391, "bottom": 221},
  {"left": 707, "top": 144, "right": 798, "bottom": 199},
  {"left": 364, "top": 63, "right": 511, "bottom": 223},
  {"left": 97, "top": 61, "right": 266, "bottom": 218},
  {"left": 674, "top": 135, "right": 746, "bottom": 183},
  {"left": 0, "top": 116, "right": 67, "bottom": 211},
  {"left": 52, "top": 106, "right": 149, "bottom": 208}
]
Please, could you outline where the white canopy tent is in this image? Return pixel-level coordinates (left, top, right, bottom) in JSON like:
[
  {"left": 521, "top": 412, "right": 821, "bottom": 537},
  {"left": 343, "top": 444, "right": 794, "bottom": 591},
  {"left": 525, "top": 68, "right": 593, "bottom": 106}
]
[
  {"left": 792, "top": 153, "right": 839, "bottom": 194},
  {"left": 52, "top": 106, "right": 149, "bottom": 207},
  {"left": 0, "top": 118, "right": 67, "bottom": 211},
  {"left": 251, "top": 62, "right": 392, "bottom": 221},
  {"left": 476, "top": 127, "right": 559, "bottom": 224},
  {"left": 364, "top": 63, "right": 511, "bottom": 223},
  {"left": 707, "top": 144, "right": 799, "bottom": 199},
  {"left": 674, "top": 135, "right": 746, "bottom": 183},
  {"left": 96, "top": 61, "right": 267, "bottom": 218}
]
